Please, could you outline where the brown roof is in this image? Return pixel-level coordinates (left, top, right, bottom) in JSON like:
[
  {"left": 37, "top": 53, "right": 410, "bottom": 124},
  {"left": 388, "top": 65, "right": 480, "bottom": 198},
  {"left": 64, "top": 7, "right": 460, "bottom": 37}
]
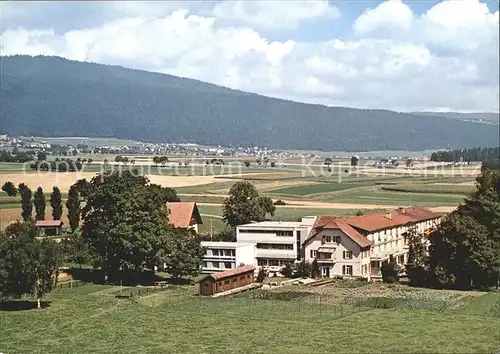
[
  {"left": 36, "top": 220, "right": 63, "bottom": 227},
  {"left": 306, "top": 216, "right": 372, "bottom": 248},
  {"left": 304, "top": 207, "right": 440, "bottom": 247},
  {"left": 167, "top": 202, "right": 203, "bottom": 228},
  {"left": 345, "top": 207, "right": 439, "bottom": 232},
  {"left": 205, "top": 265, "right": 256, "bottom": 281}
]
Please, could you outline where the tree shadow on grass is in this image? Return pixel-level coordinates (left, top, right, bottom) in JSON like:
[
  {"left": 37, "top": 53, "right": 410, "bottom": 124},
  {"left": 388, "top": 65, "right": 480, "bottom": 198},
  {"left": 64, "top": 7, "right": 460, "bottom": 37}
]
[
  {"left": 64, "top": 267, "right": 192, "bottom": 286},
  {"left": 0, "top": 300, "right": 51, "bottom": 311}
]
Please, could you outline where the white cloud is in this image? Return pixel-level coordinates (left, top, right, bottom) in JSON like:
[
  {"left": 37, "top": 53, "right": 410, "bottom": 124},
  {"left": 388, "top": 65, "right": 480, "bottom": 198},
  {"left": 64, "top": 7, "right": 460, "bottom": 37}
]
[
  {"left": 212, "top": 0, "right": 340, "bottom": 29},
  {"left": 0, "top": 1, "right": 498, "bottom": 112},
  {"left": 354, "top": 0, "right": 413, "bottom": 36}
]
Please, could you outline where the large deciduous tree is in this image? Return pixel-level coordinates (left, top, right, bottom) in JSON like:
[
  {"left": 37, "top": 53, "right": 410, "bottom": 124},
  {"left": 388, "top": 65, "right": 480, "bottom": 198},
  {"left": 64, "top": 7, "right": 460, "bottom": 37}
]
[
  {"left": 163, "top": 228, "right": 204, "bottom": 279},
  {"left": 222, "top": 181, "right": 276, "bottom": 227},
  {"left": 66, "top": 185, "right": 81, "bottom": 233},
  {"left": 50, "top": 187, "right": 63, "bottom": 220},
  {"left": 34, "top": 187, "right": 46, "bottom": 221},
  {"left": 18, "top": 183, "right": 33, "bottom": 221},
  {"left": 81, "top": 169, "right": 187, "bottom": 281},
  {"left": 427, "top": 167, "right": 500, "bottom": 289},
  {"left": 0, "top": 222, "right": 61, "bottom": 308}
]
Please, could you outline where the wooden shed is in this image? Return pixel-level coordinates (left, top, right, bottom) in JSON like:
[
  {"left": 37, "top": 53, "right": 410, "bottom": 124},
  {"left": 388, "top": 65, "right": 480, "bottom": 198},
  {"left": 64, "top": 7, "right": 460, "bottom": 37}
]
[{"left": 199, "top": 265, "right": 256, "bottom": 296}]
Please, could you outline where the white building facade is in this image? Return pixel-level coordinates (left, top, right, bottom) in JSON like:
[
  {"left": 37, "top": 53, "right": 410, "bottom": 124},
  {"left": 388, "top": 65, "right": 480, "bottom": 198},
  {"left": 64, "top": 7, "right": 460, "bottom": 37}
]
[
  {"left": 236, "top": 217, "right": 316, "bottom": 269},
  {"left": 200, "top": 241, "right": 256, "bottom": 273},
  {"left": 303, "top": 207, "right": 441, "bottom": 280}
]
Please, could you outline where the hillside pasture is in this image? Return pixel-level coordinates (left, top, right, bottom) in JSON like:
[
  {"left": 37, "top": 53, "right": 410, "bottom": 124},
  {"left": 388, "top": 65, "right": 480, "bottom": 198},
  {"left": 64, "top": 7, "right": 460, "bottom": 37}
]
[{"left": 1, "top": 283, "right": 498, "bottom": 353}]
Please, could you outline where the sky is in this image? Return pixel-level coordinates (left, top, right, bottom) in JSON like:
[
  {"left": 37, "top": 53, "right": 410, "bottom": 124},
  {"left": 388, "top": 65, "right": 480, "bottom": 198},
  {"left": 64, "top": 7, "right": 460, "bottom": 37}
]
[{"left": 1, "top": 0, "right": 499, "bottom": 113}]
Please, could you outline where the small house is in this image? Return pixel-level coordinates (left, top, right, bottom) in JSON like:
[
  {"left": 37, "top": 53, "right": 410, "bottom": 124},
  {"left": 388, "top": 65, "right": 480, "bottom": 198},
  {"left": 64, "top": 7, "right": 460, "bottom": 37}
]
[
  {"left": 36, "top": 220, "right": 64, "bottom": 236},
  {"left": 199, "top": 265, "right": 256, "bottom": 296},
  {"left": 167, "top": 202, "right": 203, "bottom": 233}
]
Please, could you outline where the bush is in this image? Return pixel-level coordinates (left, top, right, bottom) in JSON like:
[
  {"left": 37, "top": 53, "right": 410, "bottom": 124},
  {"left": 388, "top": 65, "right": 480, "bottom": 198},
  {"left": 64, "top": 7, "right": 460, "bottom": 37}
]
[
  {"left": 381, "top": 262, "right": 400, "bottom": 284},
  {"left": 273, "top": 199, "right": 286, "bottom": 206},
  {"left": 281, "top": 264, "right": 294, "bottom": 278}
]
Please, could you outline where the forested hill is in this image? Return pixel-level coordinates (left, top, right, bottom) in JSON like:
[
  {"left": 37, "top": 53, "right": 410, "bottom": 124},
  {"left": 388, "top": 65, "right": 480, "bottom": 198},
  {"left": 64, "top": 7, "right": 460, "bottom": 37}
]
[{"left": 1, "top": 55, "right": 498, "bottom": 151}]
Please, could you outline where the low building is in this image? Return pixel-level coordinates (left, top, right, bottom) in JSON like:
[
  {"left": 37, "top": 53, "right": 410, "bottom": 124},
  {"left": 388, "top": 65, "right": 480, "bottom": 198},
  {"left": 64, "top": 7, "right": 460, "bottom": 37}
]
[
  {"left": 303, "top": 207, "right": 441, "bottom": 280},
  {"left": 200, "top": 241, "right": 256, "bottom": 273},
  {"left": 36, "top": 220, "right": 64, "bottom": 236},
  {"left": 167, "top": 202, "right": 203, "bottom": 233},
  {"left": 199, "top": 265, "right": 256, "bottom": 296},
  {"left": 236, "top": 217, "right": 316, "bottom": 270}
]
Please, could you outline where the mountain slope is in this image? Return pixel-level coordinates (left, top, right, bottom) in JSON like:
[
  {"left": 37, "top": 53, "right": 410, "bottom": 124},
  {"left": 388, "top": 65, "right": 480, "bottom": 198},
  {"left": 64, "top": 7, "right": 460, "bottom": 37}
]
[
  {"left": 1, "top": 55, "right": 498, "bottom": 151},
  {"left": 413, "top": 112, "right": 499, "bottom": 124}
]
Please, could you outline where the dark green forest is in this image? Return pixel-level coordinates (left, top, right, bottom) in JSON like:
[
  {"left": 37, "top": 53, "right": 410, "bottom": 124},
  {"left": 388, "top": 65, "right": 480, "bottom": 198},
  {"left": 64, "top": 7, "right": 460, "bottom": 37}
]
[
  {"left": 1, "top": 55, "right": 498, "bottom": 151},
  {"left": 430, "top": 147, "right": 499, "bottom": 163}
]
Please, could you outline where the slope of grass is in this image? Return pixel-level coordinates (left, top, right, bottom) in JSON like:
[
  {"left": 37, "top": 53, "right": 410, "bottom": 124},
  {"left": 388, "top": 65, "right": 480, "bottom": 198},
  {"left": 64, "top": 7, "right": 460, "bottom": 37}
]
[{"left": 1, "top": 284, "right": 498, "bottom": 353}]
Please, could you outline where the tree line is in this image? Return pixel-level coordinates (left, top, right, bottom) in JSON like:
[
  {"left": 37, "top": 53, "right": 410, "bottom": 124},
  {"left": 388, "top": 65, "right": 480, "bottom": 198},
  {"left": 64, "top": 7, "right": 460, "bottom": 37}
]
[{"left": 430, "top": 146, "right": 499, "bottom": 163}]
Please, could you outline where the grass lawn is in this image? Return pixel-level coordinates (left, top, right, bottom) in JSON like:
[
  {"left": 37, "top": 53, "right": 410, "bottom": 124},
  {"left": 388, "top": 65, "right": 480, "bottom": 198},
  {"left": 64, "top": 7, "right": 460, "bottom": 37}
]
[{"left": 0, "top": 284, "right": 498, "bottom": 353}]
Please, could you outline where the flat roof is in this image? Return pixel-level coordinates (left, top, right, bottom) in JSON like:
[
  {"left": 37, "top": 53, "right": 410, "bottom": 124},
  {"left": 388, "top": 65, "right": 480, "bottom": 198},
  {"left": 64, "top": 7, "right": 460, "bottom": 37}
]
[
  {"left": 201, "top": 241, "right": 256, "bottom": 248},
  {"left": 237, "top": 221, "right": 303, "bottom": 228}
]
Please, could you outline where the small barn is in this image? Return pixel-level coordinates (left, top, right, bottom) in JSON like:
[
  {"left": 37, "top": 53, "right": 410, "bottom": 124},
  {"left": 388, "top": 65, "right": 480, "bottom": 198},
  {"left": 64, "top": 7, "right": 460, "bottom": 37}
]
[
  {"left": 199, "top": 265, "right": 256, "bottom": 296},
  {"left": 36, "top": 220, "right": 64, "bottom": 236}
]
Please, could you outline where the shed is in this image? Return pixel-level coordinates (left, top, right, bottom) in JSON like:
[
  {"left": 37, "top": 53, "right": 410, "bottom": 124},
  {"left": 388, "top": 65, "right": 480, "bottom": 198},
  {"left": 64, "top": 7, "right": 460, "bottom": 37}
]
[
  {"left": 36, "top": 220, "right": 64, "bottom": 236},
  {"left": 199, "top": 265, "right": 256, "bottom": 296}
]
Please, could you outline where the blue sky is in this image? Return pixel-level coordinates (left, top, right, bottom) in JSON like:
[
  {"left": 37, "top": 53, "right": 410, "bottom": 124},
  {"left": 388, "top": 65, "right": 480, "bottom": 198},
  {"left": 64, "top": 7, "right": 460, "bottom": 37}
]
[{"left": 1, "top": 0, "right": 499, "bottom": 112}]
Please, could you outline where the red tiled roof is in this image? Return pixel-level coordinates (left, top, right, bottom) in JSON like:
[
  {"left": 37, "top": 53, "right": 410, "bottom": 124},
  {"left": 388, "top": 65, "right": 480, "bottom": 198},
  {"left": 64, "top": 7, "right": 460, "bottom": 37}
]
[
  {"left": 206, "top": 265, "right": 256, "bottom": 281},
  {"left": 306, "top": 216, "right": 372, "bottom": 248},
  {"left": 167, "top": 202, "right": 203, "bottom": 228},
  {"left": 344, "top": 207, "right": 439, "bottom": 232},
  {"left": 36, "top": 220, "right": 63, "bottom": 227}
]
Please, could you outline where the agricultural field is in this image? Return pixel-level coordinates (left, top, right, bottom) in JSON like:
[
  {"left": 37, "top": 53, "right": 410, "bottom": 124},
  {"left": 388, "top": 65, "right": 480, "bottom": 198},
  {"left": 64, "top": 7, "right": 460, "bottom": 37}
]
[{"left": 1, "top": 281, "right": 498, "bottom": 353}]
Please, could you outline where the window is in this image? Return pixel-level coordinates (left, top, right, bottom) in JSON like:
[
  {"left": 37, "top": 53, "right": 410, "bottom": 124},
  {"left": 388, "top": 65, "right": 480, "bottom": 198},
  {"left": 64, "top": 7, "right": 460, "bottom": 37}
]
[
  {"left": 212, "top": 249, "right": 219, "bottom": 256},
  {"left": 256, "top": 243, "right": 293, "bottom": 250},
  {"left": 212, "top": 262, "right": 219, "bottom": 268},
  {"left": 343, "top": 251, "right": 353, "bottom": 260},
  {"left": 224, "top": 249, "right": 233, "bottom": 257},
  {"left": 343, "top": 265, "right": 353, "bottom": 275},
  {"left": 224, "top": 280, "right": 230, "bottom": 284},
  {"left": 276, "top": 230, "right": 294, "bottom": 237},
  {"left": 202, "top": 262, "right": 208, "bottom": 268},
  {"left": 224, "top": 262, "right": 232, "bottom": 269},
  {"left": 257, "top": 259, "right": 267, "bottom": 266},
  {"left": 333, "top": 236, "right": 341, "bottom": 244},
  {"left": 310, "top": 250, "right": 317, "bottom": 258}
]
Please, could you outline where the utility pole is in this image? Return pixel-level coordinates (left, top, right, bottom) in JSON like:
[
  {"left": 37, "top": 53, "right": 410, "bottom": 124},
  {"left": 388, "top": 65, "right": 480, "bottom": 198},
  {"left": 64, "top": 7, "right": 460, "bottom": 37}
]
[{"left": 210, "top": 218, "right": 213, "bottom": 240}]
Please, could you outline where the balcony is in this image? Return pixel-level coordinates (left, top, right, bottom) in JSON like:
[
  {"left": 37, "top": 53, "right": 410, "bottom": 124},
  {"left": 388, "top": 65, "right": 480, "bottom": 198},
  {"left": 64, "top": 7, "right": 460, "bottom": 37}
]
[{"left": 255, "top": 249, "right": 296, "bottom": 259}]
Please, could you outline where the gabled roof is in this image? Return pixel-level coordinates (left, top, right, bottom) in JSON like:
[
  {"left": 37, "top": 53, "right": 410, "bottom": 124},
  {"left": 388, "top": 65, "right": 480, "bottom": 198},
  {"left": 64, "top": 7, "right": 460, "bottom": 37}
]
[
  {"left": 305, "top": 216, "right": 372, "bottom": 248},
  {"left": 202, "top": 265, "right": 256, "bottom": 282},
  {"left": 344, "top": 207, "right": 439, "bottom": 233},
  {"left": 36, "top": 220, "right": 63, "bottom": 227},
  {"left": 167, "top": 202, "right": 203, "bottom": 228}
]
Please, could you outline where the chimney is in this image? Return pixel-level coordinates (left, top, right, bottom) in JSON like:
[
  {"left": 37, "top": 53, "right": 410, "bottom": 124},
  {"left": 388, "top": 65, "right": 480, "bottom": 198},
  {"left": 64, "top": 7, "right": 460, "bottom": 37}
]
[
  {"left": 399, "top": 207, "right": 406, "bottom": 214},
  {"left": 385, "top": 211, "right": 392, "bottom": 219}
]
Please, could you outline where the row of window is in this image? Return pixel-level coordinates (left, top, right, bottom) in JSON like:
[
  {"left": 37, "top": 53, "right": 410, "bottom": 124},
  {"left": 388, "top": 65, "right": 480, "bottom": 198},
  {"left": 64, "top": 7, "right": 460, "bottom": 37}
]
[
  {"left": 206, "top": 249, "right": 236, "bottom": 257},
  {"left": 256, "top": 243, "right": 294, "bottom": 250},
  {"left": 239, "top": 229, "right": 294, "bottom": 236},
  {"left": 257, "top": 259, "right": 294, "bottom": 267},
  {"left": 202, "top": 261, "right": 234, "bottom": 269},
  {"left": 322, "top": 235, "right": 341, "bottom": 244},
  {"left": 310, "top": 250, "right": 352, "bottom": 259}
]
